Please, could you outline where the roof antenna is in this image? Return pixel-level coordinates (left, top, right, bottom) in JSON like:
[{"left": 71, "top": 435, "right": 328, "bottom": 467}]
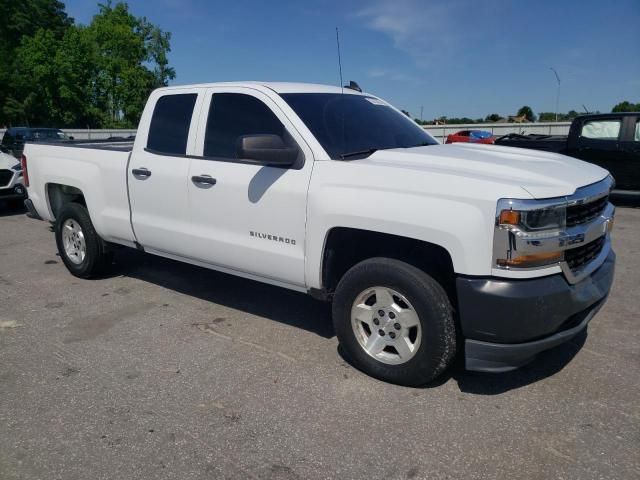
[{"left": 336, "top": 27, "right": 344, "bottom": 94}]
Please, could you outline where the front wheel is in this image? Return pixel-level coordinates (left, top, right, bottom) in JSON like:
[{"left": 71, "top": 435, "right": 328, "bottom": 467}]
[
  {"left": 54, "top": 202, "right": 113, "bottom": 278},
  {"left": 332, "top": 258, "right": 456, "bottom": 386}
]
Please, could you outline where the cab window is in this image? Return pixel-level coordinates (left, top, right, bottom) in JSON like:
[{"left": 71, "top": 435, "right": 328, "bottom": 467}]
[
  {"left": 580, "top": 119, "right": 621, "bottom": 140},
  {"left": 203, "top": 93, "right": 286, "bottom": 159},
  {"left": 147, "top": 93, "right": 197, "bottom": 155}
]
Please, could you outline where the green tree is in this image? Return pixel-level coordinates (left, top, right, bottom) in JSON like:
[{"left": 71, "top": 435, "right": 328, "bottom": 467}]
[
  {"left": 0, "top": 0, "right": 72, "bottom": 125},
  {"left": 87, "top": 3, "right": 176, "bottom": 127},
  {"left": 139, "top": 20, "right": 176, "bottom": 88},
  {"left": 485, "top": 113, "right": 502, "bottom": 122},
  {"left": 564, "top": 110, "right": 580, "bottom": 120},
  {"left": 55, "top": 26, "right": 103, "bottom": 126},
  {"left": 539, "top": 110, "right": 584, "bottom": 122},
  {"left": 447, "top": 117, "right": 476, "bottom": 124},
  {"left": 2, "top": 1, "right": 175, "bottom": 128},
  {"left": 612, "top": 101, "right": 640, "bottom": 113},
  {"left": 5, "top": 29, "right": 60, "bottom": 125},
  {"left": 538, "top": 112, "right": 556, "bottom": 122},
  {"left": 517, "top": 105, "right": 536, "bottom": 122}
]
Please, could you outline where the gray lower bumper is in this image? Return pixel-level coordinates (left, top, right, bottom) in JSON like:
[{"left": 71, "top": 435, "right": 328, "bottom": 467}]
[
  {"left": 465, "top": 298, "right": 605, "bottom": 372},
  {"left": 458, "top": 250, "right": 615, "bottom": 372}
]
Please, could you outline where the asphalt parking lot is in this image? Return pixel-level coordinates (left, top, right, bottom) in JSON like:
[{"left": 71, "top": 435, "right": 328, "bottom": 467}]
[{"left": 0, "top": 201, "right": 638, "bottom": 480}]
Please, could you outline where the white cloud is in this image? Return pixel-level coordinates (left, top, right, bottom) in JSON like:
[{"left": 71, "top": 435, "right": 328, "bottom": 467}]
[
  {"left": 356, "top": 0, "right": 473, "bottom": 68},
  {"left": 367, "top": 68, "right": 419, "bottom": 83}
]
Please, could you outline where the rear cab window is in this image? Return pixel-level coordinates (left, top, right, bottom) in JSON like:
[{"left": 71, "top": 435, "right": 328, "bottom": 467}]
[
  {"left": 147, "top": 93, "right": 198, "bottom": 155},
  {"left": 580, "top": 119, "right": 621, "bottom": 140}
]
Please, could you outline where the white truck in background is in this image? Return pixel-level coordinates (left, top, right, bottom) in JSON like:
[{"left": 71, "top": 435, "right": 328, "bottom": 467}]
[{"left": 23, "top": 82, "right": 615, "bottom": 386}]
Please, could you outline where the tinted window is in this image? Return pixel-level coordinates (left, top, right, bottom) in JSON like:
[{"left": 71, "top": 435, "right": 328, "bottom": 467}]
[
  {"left": 204, "top": 93, "right": 285, "bottom": 159},
  {"left": 1, "top": 131, "right": 13, "bottom": 145},
  {"left": 282, "top": 93, "right": 437, "bottom": 159},
  {"left": 147, "top": 93, "right": 197, "bottom": 155},
  {"left": 32, "top": 129, "right": 66, "bottom": 140},
  {"left": 635, "top": 120, "right": 640, "bottom": 142},
  {"left": 580, "top": 119, "right": 621, "bottom": 140}
]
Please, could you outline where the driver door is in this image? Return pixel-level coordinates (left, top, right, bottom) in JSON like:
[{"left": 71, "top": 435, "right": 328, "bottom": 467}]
[{"left": 186, "top": 87, "right": 314, "bottom": 287}]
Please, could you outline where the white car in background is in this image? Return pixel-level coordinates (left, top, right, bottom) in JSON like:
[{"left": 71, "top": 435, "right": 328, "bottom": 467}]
[{"left": 0, "top": 150, "right": 27, "bottom": 205}]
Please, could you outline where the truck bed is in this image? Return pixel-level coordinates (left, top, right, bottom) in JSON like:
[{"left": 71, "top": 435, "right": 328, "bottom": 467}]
[
  {"left": 23, "top": 141, "right": 136, "bottom": 247},
  {"left": 494, "top": 133, "right": 568, "bottom": 153}
]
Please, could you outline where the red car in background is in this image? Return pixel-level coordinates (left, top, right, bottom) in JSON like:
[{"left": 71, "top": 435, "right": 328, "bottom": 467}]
[{"left": 445, "top": 130, "right": 496, "bottom": 144}]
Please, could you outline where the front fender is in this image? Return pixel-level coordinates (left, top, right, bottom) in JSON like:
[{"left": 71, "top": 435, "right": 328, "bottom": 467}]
[{"left": 304, "top": 177, "right": 498, "bottom": 289}]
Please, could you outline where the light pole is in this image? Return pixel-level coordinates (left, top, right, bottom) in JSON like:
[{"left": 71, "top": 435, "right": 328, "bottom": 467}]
[{"left": 550, "top": 67, "right": 561, "bottom": 122}]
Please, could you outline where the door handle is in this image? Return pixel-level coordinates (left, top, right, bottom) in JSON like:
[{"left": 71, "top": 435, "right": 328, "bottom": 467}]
[
  {"left": 191, "top": 175, "right": 217, "bottom": 187},
  {"left": 132, "top": 167, "right": 152, "bottom": 179}
]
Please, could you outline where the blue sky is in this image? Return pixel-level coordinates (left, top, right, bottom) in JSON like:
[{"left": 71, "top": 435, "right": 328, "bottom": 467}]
[{"left": 64, "top": 0, "right": 640, "bottom": 120}]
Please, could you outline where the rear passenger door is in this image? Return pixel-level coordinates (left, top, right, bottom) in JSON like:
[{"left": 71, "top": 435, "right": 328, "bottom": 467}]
[
  {"left": 129, "top": 89, "right": 202, "bottom": 257},
  {"left": 186, "top": 87, "right": 314, "bottom": 288}
]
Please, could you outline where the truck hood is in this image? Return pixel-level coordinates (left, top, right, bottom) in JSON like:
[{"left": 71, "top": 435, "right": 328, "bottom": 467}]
[
  {"left": 362, "top": 143, "right": 609, "bottom": 199},
  {"left": 0, "top": 151, "right": 19, "bottom": 169}
]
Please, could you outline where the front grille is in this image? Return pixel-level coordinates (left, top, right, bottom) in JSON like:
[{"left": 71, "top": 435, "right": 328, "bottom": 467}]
[
  {"left": 566, "top": 195, "right": 608, "bottom": 227},
  {"left": 565, "top": 236, "right": 605, "bottom": 271},
  {"left": 0, "top": 169, "right": 13, "bottom": 187}
]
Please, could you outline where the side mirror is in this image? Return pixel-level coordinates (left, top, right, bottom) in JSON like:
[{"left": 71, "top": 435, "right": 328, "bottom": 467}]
[
  {"left": 68, "top": 136, "right": 74, "bottom": 140},
  {"left": 237, "top": 134, "right": 298, "bottom": 167}
]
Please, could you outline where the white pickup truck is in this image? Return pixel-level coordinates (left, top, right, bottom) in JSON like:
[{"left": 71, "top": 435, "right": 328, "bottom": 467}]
[{"left": 23, "top": 82, "right": 615, "bottom": 386}]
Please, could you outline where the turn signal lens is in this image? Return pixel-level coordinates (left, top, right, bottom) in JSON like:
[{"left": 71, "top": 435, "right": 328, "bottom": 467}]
[
  {"left": 496, "top": 251, "right": 563, "bottom": 268},
  {"left": 499, "top": 209, "right": 520, "bottom": 225}
]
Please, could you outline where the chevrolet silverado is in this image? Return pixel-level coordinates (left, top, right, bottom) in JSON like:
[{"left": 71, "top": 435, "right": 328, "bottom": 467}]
[{"left": 23, "top": 82, "right": 616, "bottom": 386}]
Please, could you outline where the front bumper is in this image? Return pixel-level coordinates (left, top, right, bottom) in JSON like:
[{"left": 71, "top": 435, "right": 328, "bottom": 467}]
[
  {"left": 457, "top": 249, "right": 615, "bottom": 372},
  {"left": 0, "top": 183, "right": 27, "bottom": 200}
]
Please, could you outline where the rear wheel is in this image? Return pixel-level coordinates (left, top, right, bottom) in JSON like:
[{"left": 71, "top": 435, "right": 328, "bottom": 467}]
[
  {"left": 332, "top": 257, "right": 456, "bottom": 386},
  {"left": 55, "top": 203, "right": 113, "bottom": 278}
]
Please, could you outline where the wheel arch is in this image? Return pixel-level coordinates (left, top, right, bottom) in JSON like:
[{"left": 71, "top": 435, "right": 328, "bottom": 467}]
[
  {"left": 46, "top": 183, "right": 87, "bottom": 220},
  {"left": 319, "top": 227, "right": 456, "bottom": 301}
]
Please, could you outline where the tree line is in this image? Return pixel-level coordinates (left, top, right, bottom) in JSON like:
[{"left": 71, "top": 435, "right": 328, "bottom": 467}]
[
  {"left": 0, "top": 0, "right": 175, "bottom": 128},
  {"left": 411, "top": 101, "right": 639, "bottom": 125}
]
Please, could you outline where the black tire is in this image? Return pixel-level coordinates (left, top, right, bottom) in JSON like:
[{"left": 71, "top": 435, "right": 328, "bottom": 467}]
[
  {"left": 54, "top": 202, "right": 113, "bottom": 278},
  {"left": 332, "top": 257, "right": 456, "bottom": 386}
]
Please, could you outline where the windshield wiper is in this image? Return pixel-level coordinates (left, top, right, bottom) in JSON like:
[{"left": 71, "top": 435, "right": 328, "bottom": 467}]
[
  {"left": 340, "top": 148, "right": 379, "bottom": 160},
  {"left": 399, "top": 142, "right": 433, "bottom": 148}
]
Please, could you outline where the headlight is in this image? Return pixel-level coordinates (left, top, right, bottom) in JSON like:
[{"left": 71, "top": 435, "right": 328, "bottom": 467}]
[
  {"left": 494, "top": 198, "right": 567, "bottom": 269},
  {"left": 498, "top": 205, "right": 566, "bottom": 231}
]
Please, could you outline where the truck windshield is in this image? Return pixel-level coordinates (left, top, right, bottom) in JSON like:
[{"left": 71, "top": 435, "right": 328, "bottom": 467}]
[{"left": 281, "top": 93, "right": 437, "bottom": 159}]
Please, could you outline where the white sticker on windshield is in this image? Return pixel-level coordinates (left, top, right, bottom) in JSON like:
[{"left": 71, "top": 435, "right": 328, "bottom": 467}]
[{"left": 364, "top": 97, "right": 386, "bottom": 106}]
